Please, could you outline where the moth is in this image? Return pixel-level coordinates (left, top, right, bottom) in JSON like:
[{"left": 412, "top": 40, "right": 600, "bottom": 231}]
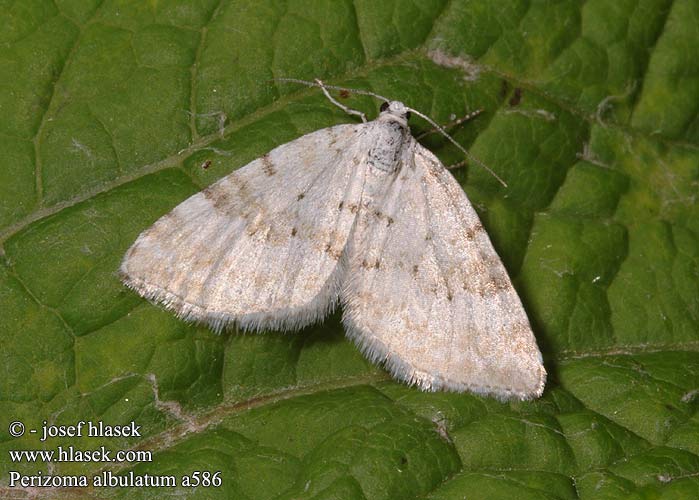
[{"left": 121, "top": 80, "right": 546, "bottom": 400}]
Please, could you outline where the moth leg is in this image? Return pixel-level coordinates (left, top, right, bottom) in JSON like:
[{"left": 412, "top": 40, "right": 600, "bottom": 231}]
[
  {"left": 446, "top": 159, "right": 467, "bottom": 171},
  {"left": 315, "top": 79, "right": 367, "bottom": 123},
  {"left": 416, "top": 109, "right": 483, "bottom": 140}
]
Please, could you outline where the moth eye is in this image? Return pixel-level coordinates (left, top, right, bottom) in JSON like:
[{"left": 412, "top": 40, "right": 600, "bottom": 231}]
[
  {"left": 380, "top": 102, "right": 389, "bottom": 112},
  {"left": 405, "top": 111, "right": 411, "bottom": 120}
]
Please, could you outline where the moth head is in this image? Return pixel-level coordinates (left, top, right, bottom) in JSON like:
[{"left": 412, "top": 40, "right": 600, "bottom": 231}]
[{"left": 379, "top": 101, "right": 411, "bottom": 126}]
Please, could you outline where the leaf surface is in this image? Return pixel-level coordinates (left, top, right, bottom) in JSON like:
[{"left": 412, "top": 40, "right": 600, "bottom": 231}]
[{"left": 1, "top": 1, "right": 698, "bottom": 498}]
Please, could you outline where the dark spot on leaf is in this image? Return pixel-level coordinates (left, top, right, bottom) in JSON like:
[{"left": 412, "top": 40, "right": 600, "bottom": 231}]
[
  {"left": 509, "top": 87, "right": 523, "bottom": 106},
  {"left": 500, "top": 80, "right": 510, "bottom": 99}
]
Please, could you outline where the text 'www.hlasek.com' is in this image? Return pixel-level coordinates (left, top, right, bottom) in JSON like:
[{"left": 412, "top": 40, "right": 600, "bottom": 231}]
[{"left": 5, "top": 420, "right": 222, "bottom": 489}]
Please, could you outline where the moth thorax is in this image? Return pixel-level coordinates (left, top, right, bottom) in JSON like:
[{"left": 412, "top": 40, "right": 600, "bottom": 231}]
[{"left": 366, "top": 121, "right": 409, "bottom": 173}]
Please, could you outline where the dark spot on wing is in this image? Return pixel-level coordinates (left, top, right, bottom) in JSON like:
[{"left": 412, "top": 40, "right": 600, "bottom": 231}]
[
  {"left": 203, "top": 185, "right": 233, "bottom": 210},
  {"left": 461, "top": 273, "right": 512, "bottom": 297},
  {"left": 371, "top": 209, "right": 395, "bottom": 226},
  {"left": 291, "top": 227, "right": 297, "bottom": 236},
  {"left": 360, "top": 259, "right": 380, "bottom": 270},
  {"left": 479, "top": 277, "right": 511, "bottom": 297},
  {"left": 338, "top": 201, "right": 344, "bottom": 210},
  {"left": 324, "top": 243, "right": 341, "bottom": 260},
  {"left": 261, "top": 154, "right": 276, "bottom": 176},
  {"left": 464, "top": 222, "right": 484, "bottom": 240},
  {"left": 206, "top": 175, "right": 258, "bottom": 212},
  {"left": 327, "top": 128, "right": 338, "bottom": 146},
  {"left": 297, "top": 193, "right": 305, "bottom": 201}
]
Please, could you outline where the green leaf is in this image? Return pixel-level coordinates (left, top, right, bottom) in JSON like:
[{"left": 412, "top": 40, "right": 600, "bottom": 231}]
[{"left": 1, "top": 1, "right": 698, "bottom": 498}]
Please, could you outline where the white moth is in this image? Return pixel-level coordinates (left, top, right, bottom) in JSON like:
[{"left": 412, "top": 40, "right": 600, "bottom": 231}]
[{"left": 121, "top": 80, "right": 546, "bottom": 400}]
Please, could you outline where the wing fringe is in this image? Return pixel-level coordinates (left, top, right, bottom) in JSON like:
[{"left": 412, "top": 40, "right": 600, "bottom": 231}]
[
  {"left": 342, "top": 314, "right": 545, "bottom": 401},
  {"left": 120, "top": 250, "right": 348, "bottom": 333}
]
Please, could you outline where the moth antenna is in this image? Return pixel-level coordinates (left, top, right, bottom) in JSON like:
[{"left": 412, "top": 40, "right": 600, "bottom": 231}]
[
  {"left": 274, "top": 78, "right": 507, "bottom": 188},
  {"left": 273, "top": 78, "right": 390, "bottom": 103},
  {"left": 314, "top": 79, "right": 367, "bottom": 123},
  {"left": 406, "top": 107, "right": 508, "bottom": 188}
]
